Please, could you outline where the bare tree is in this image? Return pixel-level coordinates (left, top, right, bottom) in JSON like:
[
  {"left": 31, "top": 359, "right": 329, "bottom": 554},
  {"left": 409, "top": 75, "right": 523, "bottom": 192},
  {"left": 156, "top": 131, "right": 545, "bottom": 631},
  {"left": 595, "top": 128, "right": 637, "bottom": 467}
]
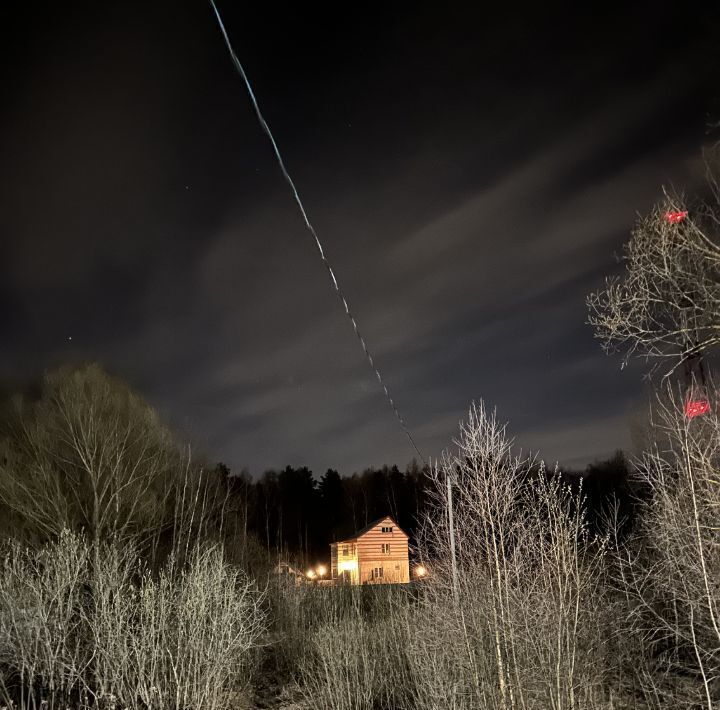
[
  {"left": 588, "top": 160, "right": 720, "bottom": 375},
  {"left": 0, "top": 365, "right": 188, "bottom": 551}
]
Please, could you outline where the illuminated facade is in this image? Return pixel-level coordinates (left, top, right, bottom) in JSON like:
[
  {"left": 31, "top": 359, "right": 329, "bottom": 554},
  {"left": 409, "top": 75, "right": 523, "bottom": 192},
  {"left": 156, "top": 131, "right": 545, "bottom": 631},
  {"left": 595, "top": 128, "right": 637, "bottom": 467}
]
[{"left": 330, "top": 515, "right": 410, "bottom": 585}]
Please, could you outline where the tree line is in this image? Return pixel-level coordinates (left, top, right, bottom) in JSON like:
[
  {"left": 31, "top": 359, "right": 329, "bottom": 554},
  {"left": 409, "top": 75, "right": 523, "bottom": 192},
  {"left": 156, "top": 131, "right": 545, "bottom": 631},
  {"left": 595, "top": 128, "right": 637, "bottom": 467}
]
[
  {"left": 0, "top": 363, "right": 637, "bottom": 570},
  {"left": 220, "top": 461, "right": 430, "bottom": 565},
  {"left": 215, "top": 449, "right": 638, "bottom": 567}
]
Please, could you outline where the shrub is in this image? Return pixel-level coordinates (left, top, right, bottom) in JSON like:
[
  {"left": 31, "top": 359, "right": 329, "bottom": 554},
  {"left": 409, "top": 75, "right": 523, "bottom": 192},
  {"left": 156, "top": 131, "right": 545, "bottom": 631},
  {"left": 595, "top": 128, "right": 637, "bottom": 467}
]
[{"left": 0, "top": 531, "right": 265, "bottom": 710}]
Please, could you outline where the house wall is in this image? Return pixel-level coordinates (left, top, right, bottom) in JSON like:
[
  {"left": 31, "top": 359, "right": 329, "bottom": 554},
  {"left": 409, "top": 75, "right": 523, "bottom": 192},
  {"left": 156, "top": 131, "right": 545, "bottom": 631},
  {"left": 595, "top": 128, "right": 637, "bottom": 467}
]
[
  {"left": 332, "top": 541, "right": 359, "bottom": 584},
  {"left": 330, "top": 543, "right": 337, "bottom": 579}
]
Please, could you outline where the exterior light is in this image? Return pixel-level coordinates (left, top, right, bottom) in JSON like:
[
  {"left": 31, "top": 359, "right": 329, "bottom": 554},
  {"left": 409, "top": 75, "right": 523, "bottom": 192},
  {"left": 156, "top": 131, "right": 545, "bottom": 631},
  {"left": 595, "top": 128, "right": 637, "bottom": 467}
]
[
  {"left": 316, "top": 564, "right": 327, "bottom": 577},
  {"left": 306, "top": 569, "right": 316, "bottom": 580},
  {"left": 415, "top": 565, "right": 427, "bottom": 578},
  {"left": 685, "top": 384, "right": 711, "bottom": 419},
  {"left": 665, "top": 210, "right": 687, "bottom": 224},
  {"left": 686, "top": 399, "right": 711, "bottom": 418}
]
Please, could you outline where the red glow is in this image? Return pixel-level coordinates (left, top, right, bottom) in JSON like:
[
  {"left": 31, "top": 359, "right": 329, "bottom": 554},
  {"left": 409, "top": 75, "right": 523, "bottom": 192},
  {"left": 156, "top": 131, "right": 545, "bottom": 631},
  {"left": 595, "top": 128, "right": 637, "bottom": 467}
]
[
  {"left": 685, "top": 399, "right": 710, "bottom": 418},
  {"left": 665, "top": 210, "right": 688, "bottom": 224}
]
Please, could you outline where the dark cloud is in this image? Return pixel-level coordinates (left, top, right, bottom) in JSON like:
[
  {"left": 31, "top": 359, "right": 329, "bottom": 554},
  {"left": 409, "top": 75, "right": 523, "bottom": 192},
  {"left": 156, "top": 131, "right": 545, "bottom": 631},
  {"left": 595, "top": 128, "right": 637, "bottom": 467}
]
[{"left": 2, "top": 1, "right": 718, "bottom": 474}]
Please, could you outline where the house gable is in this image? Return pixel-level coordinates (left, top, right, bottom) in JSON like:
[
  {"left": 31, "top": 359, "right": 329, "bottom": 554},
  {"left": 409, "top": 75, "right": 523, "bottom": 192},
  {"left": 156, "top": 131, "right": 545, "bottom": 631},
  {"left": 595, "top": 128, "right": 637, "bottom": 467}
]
[{"left": 338, "top": 515, "right": 408, "bottom": 544}]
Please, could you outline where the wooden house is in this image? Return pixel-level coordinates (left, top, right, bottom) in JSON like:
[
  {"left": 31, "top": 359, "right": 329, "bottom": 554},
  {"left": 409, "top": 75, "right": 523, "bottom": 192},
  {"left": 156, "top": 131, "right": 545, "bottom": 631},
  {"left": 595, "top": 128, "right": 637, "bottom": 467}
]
[
  {"left": 330, "top": 515, "right": 410, "bottom": 584},
  {"left": 272, "top": 560, "right": 306, "bottom": 585}
]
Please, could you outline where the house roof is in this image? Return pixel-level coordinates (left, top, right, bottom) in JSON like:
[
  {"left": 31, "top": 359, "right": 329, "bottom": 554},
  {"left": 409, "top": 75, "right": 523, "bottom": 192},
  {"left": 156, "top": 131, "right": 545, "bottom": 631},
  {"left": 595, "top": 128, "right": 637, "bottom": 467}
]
[{"left": 334, "top": 515, "right": 407, "bottom": 544}]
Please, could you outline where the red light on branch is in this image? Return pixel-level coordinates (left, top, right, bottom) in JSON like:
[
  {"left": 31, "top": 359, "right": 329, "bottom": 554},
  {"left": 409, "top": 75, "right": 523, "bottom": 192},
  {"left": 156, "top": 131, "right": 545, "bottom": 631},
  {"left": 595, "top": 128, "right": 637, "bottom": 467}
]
[
  {"left": 685, "top": 399, "right": 710, "bottom": 418},
  {"left": 665, "top": 210, "right": 688, "bottom": 224}
]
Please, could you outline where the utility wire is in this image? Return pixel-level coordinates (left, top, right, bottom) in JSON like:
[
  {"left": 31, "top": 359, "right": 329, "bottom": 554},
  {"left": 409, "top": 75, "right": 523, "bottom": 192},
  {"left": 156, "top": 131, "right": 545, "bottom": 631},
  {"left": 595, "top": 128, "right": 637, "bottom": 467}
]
[{"left": 208, "top": 0, "right": 425, "bottom": 464}]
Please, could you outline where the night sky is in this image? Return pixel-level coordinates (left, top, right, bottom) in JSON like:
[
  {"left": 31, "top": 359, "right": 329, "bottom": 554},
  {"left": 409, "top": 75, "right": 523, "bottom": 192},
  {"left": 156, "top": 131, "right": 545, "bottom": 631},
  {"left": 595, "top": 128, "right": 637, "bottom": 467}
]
[{"left": 2, "top": 2, "right": 718, "bottom": 475}]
